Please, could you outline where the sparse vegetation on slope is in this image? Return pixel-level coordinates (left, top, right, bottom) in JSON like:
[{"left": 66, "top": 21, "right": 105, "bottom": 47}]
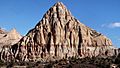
[{"left": 0, "top": 55, "right": 120, "bottom": 68}]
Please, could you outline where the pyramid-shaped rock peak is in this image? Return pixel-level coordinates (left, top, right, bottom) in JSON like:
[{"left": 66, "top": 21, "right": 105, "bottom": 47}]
[
  {"left": 1, "top": 2, "right": 118, "bottom": 62},
  {"left": 35, "top": 2, "right": 72, "bottom": 28},
  {"left": 30, "top": 2, "right": 112, "bottom": 47}
]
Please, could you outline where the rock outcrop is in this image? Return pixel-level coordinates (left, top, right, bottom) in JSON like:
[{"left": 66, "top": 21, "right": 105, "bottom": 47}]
[
  {"left": 0, "top": 2, "right": 118, "bottom": 62},
  {"left": 0, "top": 28, "right": 22, "bottom": 61},
  {"left": 0, "top": 28, "right": 22, "bottom": 47}
]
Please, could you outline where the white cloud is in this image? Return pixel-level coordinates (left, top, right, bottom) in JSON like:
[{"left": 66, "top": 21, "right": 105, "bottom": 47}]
[
  {"left": 109, "top": 22, "right": 120, "bottom": 28},
  {"left": 101, "top": 22, "right": 120, "bottom": 28},
  {"left": 118, "top": 38, "right": 120, "bottom": 41},
  {"left": 0, "top": 27, "right": 6, "bottom": 30},
  {"left": 101, "top": 24, "right": 106, "bottom": 27}
]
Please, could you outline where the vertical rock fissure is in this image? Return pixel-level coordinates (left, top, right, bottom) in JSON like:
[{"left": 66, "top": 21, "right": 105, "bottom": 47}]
[
  {"left": 47, "top": 32, "right": 51, "bottom": 54},
  {"left": 78, "top": 26, "right": 82, "bottom": 56}
]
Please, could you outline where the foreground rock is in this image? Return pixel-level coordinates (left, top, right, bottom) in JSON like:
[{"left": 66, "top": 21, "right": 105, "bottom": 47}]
[{"left": 0, "top": 2, "right": 118, "bottom": 62}]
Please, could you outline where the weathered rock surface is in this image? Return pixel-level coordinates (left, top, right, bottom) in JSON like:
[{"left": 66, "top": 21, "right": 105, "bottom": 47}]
[
  {"left": 0, "top": 28, "right": 22, "bottom": 47},
  {"left": 0, "top": 28, "right": 22, "bottom": 61},
  {"left": 0, "top": 2, "right": 118, "bottom": 62}
]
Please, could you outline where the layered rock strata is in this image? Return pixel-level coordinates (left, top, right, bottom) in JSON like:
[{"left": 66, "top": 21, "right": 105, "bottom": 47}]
[{"left": 0, "top": 2, "right": 118, "bottom": 62}]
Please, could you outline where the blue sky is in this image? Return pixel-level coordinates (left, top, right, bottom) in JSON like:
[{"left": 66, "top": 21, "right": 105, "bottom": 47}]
[{"left": 0, "top": 0, "right": 120, "bottom": 47}]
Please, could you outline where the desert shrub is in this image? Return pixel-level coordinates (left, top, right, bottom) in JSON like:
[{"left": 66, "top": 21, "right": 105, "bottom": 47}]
[
  {"left": 45, "top": 63, "right": 52, "bottom": 68},
  {"left": 115, "top": 54, "right": 120, "bottom": 64},
  {"left": 6, "top": 62, "right": 14, "bottom": 68},
  {"left": 0, "top": 60, "right": 5, "bottom": 66}
]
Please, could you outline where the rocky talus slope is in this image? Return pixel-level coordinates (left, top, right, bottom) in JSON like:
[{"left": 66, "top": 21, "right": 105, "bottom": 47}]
[{"left": 0, "top": 2, "right": 118, "bottom": 62}]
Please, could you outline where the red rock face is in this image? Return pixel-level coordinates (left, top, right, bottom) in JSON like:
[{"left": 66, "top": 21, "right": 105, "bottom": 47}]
[{"left": 0, "top": 2, "right": 118, "bottom": 62}]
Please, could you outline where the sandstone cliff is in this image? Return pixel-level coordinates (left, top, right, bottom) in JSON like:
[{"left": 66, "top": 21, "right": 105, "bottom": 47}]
[
  {"left": 0, "top": 28, "right": 22, "bottom": 61},
  {"left": 0, "top": 2, "right": 118, "bottom": 62},
  {"left": 0, "top": 28, "right": 22, "bottom": 48}
]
